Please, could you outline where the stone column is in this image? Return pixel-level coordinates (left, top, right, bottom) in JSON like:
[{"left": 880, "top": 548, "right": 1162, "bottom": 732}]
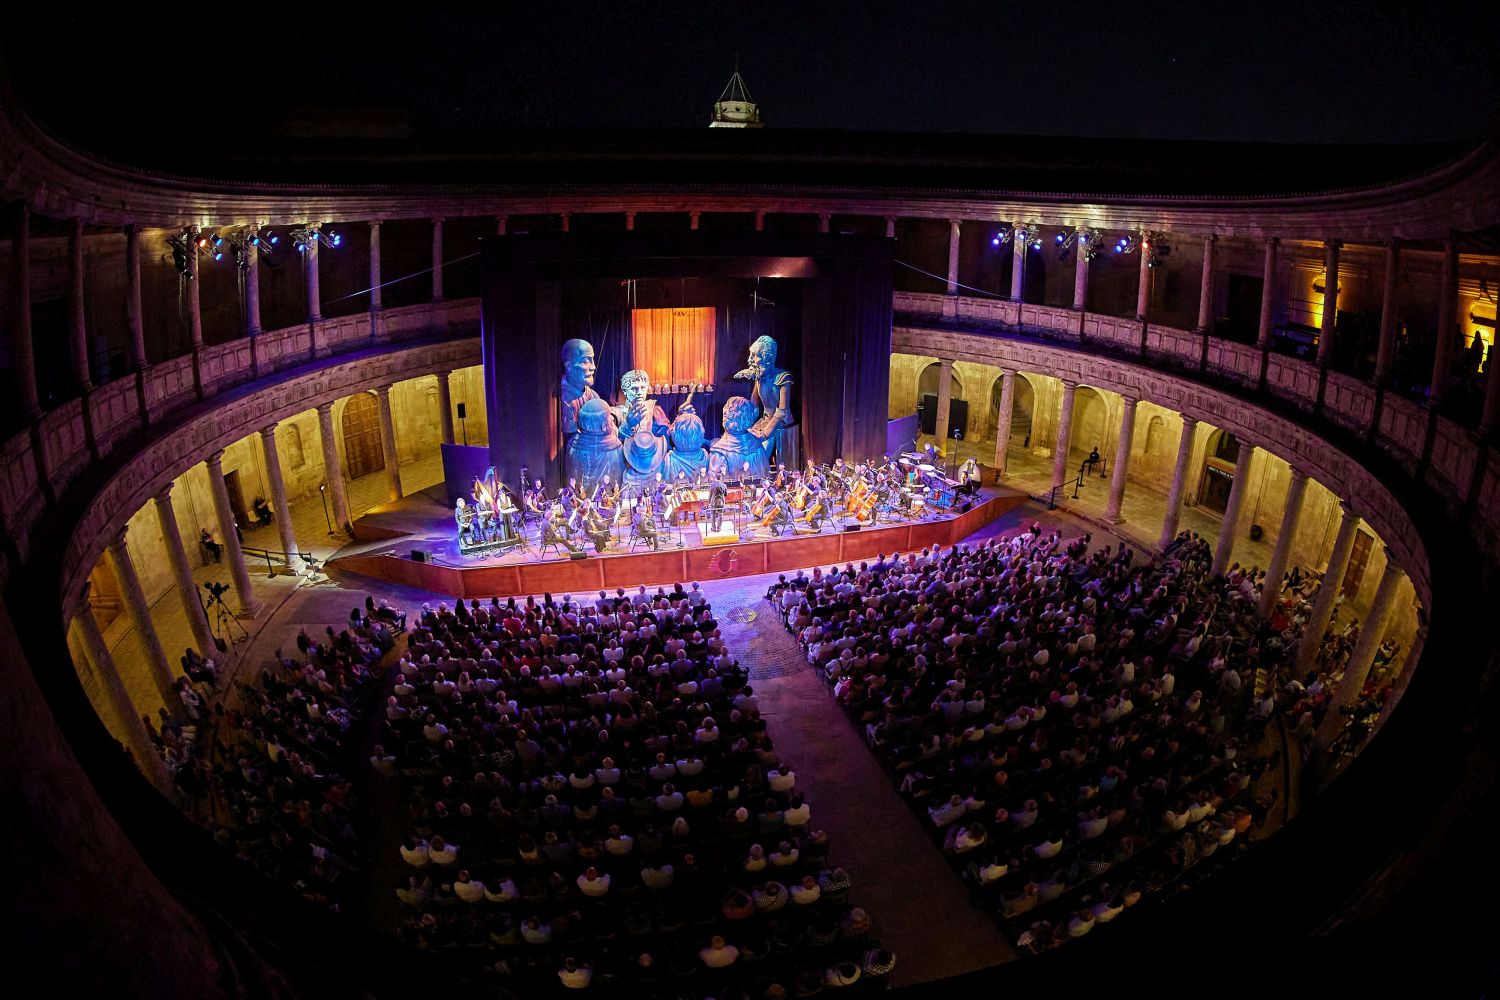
[
  {"left": 1195, "top": 235, "right": 1216, "bottom": 332},
  {"left": 185, "top": 229, "right": 204, "bottom": 350},
  {"left": 1072, "top": 230, "right": 1091, "bottom": 311},
  {"left": 1051, "top": 380, "right": 1077, "bottom": 488},
  {"left": 1210, "top": 443, "right": 1256, "bottom": 576},
  {"left": 205, "top": 450, "right": 263, "bottom": 617},
  {"left": 1429, "top": 234, "right": 1458, "bottom": 403},
  {"left": 884, "top": 217, "right": 896, "bottom": 239},
  {"left": 259, "top": 425, "right": 298, "bottom": 566},
  {"left": 107, "top": 530, "right": 177, "bottom": 708},
  {"left": 1103, "top": 396, "right": 1138, "bottom": 522},
  {"left": 10, "top": 205, "right": 40, "bottom": 418},
  {"left": 1256, "top": 237, "right": 1279, "bottom": 348},
  {"left": 1481, "top": 340, "right": 1500, "bottom": 436},
  {"left": 243, "top": 233, "right": 262, "bottom": 336},
  {"left": 624, "top": 212, "right": 636, "bottom": 231},
  {"left": 1258, "top": 469, "right": 1309, "bottom": 618},
  {"left": 437, "top": 370, "right": 456, "bottom": 445},
  {"left": 946, "top": 219, "right": 961, "bottom": 295},
  {"left": 368, "top": 221, "right": 383, "bottom": 311},
  {"left": 1156, "top": 416, "right": 1198, "bottom": 549},
  {"left": 305, "top": 236, "right": 322, "bottom": 322},
  {"left": 375, "top": 384, "right": 403, "bottom": 501},
  {"left": 1374, "top": 239, "right": 1399, "bottom": 386},
  {"left": 1316, "top": 555, "right": 1403, "bottom": 748},
  {"left": 691, "top": 211, "right": 703, "bottom": 231},
  {"left": 125, "top": 225, "right": 148, "bottom": 371},
  {"left": 1317, "top": 239, "right": 1341, "bottom": 366},
  {"left": 1374, "top": 621, "right": 1426, "bottom": 734},
  {"left": 317, "top": 402, "right": 352, "bottom": 529},
  {"left": 754, "top": 210, "right": 766, "bottom": 232},
  {"left": 1135, "top": 237, "right": 1152, "bottom": 320},
  {"left": 153, "top": 485, "right": 216, "bottom": 655},
  {"left": 431, "top": 218, "right": 444, "bottom": 302},
  {"left": 69, "top": 218, "right": 92, "bottom": 391},
  {"left": 934, "top": 359, "right": 954, "bottom": 455},
  {"left": 1009, "top": 225, "right": 1026, "bottom": 302},
  {"left": 992, "top": 370, "right": 1016, "bottom": 478},
  {"left": 495, "top": 215, "right": 508, "bottom": 236},
  {"left": 1297, "top": 503, "right": 1360, "bottom": 672},
  {"left": 75, "top": 607, "right": 170, "bottom": 790}
]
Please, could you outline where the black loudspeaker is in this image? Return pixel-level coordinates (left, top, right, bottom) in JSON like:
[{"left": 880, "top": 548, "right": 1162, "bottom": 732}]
[
  {"left": 456, "top": 402, "right": 467, "bottom": 419},
  {"left": 410, "top": 549, "right": 429, "bottom": 563},
  {"left": 919, "top": 394, "right": 968, "bottom": 437},
  {"left": 948, "top": 399, "right": 968, "bottom": 438},
  {"left": 842, "top": 524, "right": 862, "bottom": 533}
]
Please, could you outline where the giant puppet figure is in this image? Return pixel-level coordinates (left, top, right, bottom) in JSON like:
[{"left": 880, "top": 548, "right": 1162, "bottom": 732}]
[
  {"left": 612, "top": 368, "right": 678, "bottom": 486},
  {"left": 560, "top": 338, "right": 603, "bottom": 437},
  {"left": 734, "top": 335, "right": 798, "bottom": 468}
]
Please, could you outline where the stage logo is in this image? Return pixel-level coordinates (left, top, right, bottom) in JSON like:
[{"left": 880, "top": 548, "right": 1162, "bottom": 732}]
[{"left": 707, "top": 548, "right": 740, "bottom": 575}]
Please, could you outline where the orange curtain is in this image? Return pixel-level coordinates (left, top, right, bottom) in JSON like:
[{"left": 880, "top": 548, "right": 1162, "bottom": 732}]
[{"left": 631, "top": 307, "right": 716, "bottom": 386}]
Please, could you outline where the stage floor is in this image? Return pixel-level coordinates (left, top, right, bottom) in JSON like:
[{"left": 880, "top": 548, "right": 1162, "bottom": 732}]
[{"left": 329, "top": 486, "right": 1025, "bottom": 599}]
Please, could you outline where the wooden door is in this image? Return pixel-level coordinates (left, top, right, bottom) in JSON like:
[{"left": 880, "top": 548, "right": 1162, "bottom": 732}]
[
  {"left": 1341, "top": 530, "right": 1373, "bottom": 600},
  {"left": 223, "top": 469, "right": 249, "bottom": 526},
  {"left": 342, "top": 392, "right": 385, "bottom": 479}
]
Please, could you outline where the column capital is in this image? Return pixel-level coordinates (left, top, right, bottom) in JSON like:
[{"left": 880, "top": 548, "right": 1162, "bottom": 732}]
[
  {"left": 1383, "top": 235, "right": 1398, "bottom": 249},
  {"left": 205, "top": 449, "right": 225, "bottom": 470},
  {"left": 316, "top": 399, "right": 335, "bottom": 415},
  {"left": 938, "top": 357, "right": 954, "bottom": 369},
  {"left": 1325, "top": 238, "right": 1344, "bottom": 251},
  {"left": 1203, "top": 233, "right": 1217, "bottom": 246},
  {"left": 1180, "top": 414, "right": 1198, "bottom": 428},
  {"left": 154, "top": 482, "right": 175, "bottom": 505},
  {"left": 1264, "top": 235, "right": 1280, "bottom": 249},
  {"left": 258, "top": 423, "right": 278, "bottom": 440},
  {"left": 1059, "top": 378, "right": 1077, "bottom": 390},
  {"left": 432, "top": 216, "right": 445, "bottom": 225},
  {"left": 107, "top": 525, "right": 129, "bottom": 553},
  {"left": 438, "top": 368, "right": 454, "bottom": 380},
  {"left": 375, "top": 382, "right": 393, "bottom": 398},
  {"left": 368, "top": 219, "right": 382, "bottom": 228},
  {"left": 1338, "top": 499, "right": 1359, "bottom": 521},
  {"left": 1118, "top": 393, "right": 1140, "bottom": 407},
  {"left": 949, "top": 218, "right": 962, "bottom": 228},
  {"left": 1288, "top": 466, "right": 1309, "bottom": 485}
]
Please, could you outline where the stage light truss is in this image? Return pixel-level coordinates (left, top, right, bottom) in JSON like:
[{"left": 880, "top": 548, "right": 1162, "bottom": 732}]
[
  {"left": 1055, "top": 226, "right": 1105, "bottom": 262},
  {"left": 991, "top": 222, "right": 1042, "bottom": 251},
  {"left": 218, "top": 226, "right": 279, "bottom": 268},
  {"left": 1113, "top": 228, "right": 1171, "bottom": 268},
  {"left": 288, "top": 224, "right": 342, "bottom": 253}
]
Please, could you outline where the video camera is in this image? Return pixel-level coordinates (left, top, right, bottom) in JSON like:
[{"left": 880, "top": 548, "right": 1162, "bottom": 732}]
[{"left": 203, "top": 581, "right": 231, "bottom": 599}]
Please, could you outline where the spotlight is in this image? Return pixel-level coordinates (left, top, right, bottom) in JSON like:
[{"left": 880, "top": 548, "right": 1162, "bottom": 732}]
[{"left": 288, "top": 224, "right": 341, "bottom": 253}]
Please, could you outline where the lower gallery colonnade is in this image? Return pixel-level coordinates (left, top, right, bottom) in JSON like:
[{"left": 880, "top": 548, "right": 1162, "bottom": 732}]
[{"left": 65, "top": 317, "right": 1426, "bottom": 794}]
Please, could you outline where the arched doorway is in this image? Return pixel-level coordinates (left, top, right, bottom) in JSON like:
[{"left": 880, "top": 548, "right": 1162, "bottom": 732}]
[
  {"left": 1011, "top": 374, "right": 1036, "bottom": 450},
  {"left": 917, "top": 363, "right": 964, "bottom": 408},
  {"left": 342, "top": 392, "right": 385, "bottom": 479},
  {"left": 917, "top": 363, "right": 965, "bottom": 443},
  {"left": 1070, "top": 387, "right": 1109, "bottom": 470},
  {"left": 1198, "top": 429, "right": 1240, "bottom": 515}
]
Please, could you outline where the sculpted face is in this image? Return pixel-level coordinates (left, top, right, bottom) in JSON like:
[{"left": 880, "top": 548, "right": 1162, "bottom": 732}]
[
  {"left": 621, "top": 370, "right": 651, "bottom": 406},
  {"left": 562, "top": 340, "right": 596, "bottom": 392},
  {"left": 749, "top": 336, "right": 777, "bottom": 371}
]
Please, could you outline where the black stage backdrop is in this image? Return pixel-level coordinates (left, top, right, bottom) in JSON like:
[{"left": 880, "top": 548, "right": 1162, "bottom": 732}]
[{"left": 481, "top": 232, "right": 891, "bottom": 488}]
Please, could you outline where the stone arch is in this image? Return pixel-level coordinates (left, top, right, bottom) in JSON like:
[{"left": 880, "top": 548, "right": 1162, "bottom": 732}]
[
  {"left": 917, "top": 362, "right": 964, "bottom": 404},
  {"left": 1071, "top": 386, "right": 1111, "bottom": 463},
  {"left": 1198, "top": 429, "right": 1242, "bottom": 515},
  {"left": 1011, "top": 372, "right": 1039, "bottom": 450}
]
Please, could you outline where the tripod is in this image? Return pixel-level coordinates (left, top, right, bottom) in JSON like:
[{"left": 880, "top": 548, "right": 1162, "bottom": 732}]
[{"left": 202, "top": 585, "right": 249, "bottom": 654}]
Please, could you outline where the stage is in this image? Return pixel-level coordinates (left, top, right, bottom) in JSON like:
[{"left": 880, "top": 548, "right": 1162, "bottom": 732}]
[{"left": 328, "top": 486, "right": 1026, "bottom": 599}]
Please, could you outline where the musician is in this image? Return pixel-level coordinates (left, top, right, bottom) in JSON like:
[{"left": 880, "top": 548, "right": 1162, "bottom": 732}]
[
  {"left": 523, "top": 480, "right": 548, "bottom": 525},
  {"left": 493, "top": 483, "right": 520, "bottom": 540},
  {"left": 559, "top": 478, "right": 582, "bottom": 511},
  {"left": 634, "top": 497, "right": 662, "bottom": 550},
  {"left": 543, "top": 506, "right": 583, "bottom": 554},
  {"left": 455, "top": 497, "right": 476, "bottom": 547},
  {"left": 581, "top": 499, "right": 612, "bottom": 554},
  {"left": 590, "top": 475, "right": 613, "bottom": 507},
  {"left": 706, "top": 478, "right": 729, "bottom": 533},
  {"left": 959, "top": 457, "right": 982, "bottom": 490}
]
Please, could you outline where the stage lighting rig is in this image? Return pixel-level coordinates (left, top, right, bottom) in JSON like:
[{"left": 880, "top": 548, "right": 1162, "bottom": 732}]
[
  {"left": 219, "top": 227, "right": 278, "bottom": 269},
  {"left": 289, "top": 224, "right": 341, "bottom": 253},
  {"left": 1113, "top": 229, "right": 1170, "bottom": 268},
  {"left": 989, "top": 222, "right": 1041, "bottom": 251},
  {"left": 165, "top": 226, "right": 213, "bottom": 276},
  {"left": 1055, "top": 227, "right": 1105, "bottom": 262}
]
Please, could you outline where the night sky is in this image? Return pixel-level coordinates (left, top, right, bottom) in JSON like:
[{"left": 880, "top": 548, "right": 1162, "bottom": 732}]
[{"left": 6, "top": 2, "right": 1500, "bottom": 149}]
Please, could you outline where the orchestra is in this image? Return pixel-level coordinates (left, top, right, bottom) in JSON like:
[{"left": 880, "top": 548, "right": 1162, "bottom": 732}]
[{"left": 454, "top": 451, "right": 966, "bottom": 559}]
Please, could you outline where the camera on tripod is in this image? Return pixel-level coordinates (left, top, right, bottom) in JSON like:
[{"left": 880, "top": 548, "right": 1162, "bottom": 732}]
[{"left": 203, "top": 581, "right": 231, "bottom": 600}]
